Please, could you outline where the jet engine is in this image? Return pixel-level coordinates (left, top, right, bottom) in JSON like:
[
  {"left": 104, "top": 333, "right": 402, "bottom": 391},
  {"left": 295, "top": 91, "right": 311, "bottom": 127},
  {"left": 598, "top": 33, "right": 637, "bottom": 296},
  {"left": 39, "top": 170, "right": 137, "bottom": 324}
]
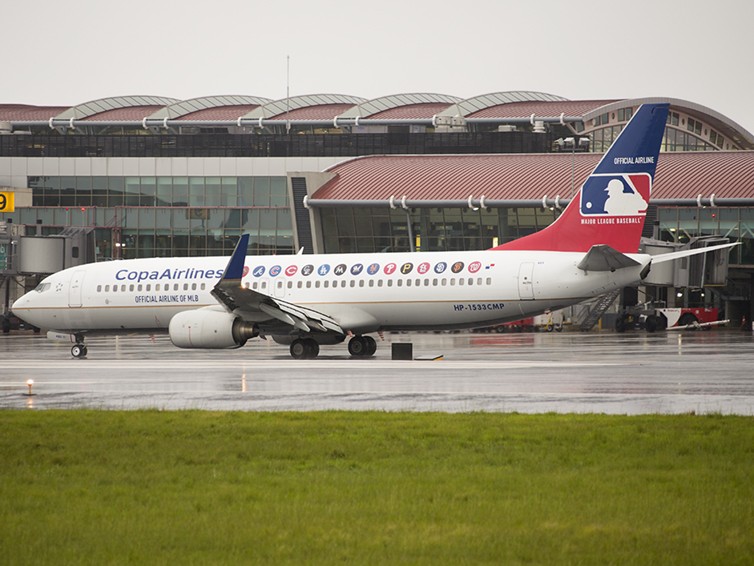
[{"left": 169, "top": 309, "right": 258, "bottom": 349}]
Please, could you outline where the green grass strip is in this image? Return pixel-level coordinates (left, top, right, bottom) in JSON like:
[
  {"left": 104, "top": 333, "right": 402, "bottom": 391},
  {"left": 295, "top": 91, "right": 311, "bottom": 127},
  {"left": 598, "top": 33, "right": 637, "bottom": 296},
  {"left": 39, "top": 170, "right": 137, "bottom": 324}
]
[{"left": 1, "top": 411, "right": 753, "bottom": 565}]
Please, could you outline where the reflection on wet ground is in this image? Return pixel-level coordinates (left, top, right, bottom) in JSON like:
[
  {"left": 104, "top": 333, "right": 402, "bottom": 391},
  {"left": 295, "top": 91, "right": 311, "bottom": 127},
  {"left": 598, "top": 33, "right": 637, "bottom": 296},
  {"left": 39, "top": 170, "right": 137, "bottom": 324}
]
[{"left": 1, "top": 330, "right": 753, "bottom": 414}]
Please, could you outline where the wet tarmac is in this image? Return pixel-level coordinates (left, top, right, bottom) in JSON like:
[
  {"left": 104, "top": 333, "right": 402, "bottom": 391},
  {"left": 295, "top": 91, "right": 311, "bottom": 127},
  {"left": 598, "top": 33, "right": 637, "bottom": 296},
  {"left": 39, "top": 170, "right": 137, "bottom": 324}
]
[{"left": 1, "top": 329, "right": 753, "bottom": 414}]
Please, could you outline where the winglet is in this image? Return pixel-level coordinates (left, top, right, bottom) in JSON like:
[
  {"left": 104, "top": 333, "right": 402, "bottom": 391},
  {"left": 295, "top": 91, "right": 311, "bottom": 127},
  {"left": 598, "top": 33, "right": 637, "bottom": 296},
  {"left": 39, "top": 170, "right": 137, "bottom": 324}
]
[{"left": 221, "top": 234, "right": 249, "bottom": 281}]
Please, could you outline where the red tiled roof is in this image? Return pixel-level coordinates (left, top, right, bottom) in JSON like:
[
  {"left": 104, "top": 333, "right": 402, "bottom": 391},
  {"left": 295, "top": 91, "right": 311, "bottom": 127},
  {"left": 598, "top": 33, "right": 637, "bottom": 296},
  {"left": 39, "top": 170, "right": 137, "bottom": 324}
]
[
  {"left": 314, "top": 152, "right": 754, "bottom": 201},
  {"left": 468, "top": 100, "right": 617, "bottom": 119},
  {"left": 0, "top": 104, "right": 69, "bottom": 121},
  {"left": 368, "top": 103, "right": 454, "bottom": 120},
  {"left": 83, "top": 106, "right": 166, "bottom": 121},
  {"left": 268, "top": 104, "right": 355, "bottom": 120},
  {"left": 177, "top": 105, "right": 261, "bottom": 120}
]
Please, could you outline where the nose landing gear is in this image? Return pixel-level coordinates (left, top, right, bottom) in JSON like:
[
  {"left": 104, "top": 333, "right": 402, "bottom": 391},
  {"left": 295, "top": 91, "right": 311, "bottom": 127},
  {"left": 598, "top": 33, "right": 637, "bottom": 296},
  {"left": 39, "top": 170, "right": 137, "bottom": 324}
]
[{"left": 71, "top": 334, "right": 88, "bottom": 359}]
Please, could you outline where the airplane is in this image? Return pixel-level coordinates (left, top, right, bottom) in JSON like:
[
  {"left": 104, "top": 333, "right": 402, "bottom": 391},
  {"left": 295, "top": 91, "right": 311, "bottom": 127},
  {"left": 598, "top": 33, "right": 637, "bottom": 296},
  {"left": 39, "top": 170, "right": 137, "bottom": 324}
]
[{"left": 11, "top": 103, "right": 738, "bottom": 359}]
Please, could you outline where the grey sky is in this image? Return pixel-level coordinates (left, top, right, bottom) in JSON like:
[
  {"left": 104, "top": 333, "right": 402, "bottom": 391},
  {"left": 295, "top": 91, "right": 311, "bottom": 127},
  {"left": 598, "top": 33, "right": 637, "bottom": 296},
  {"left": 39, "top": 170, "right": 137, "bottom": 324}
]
[{"left": 4, "top": 0, "right": 753, "bottom": 135}]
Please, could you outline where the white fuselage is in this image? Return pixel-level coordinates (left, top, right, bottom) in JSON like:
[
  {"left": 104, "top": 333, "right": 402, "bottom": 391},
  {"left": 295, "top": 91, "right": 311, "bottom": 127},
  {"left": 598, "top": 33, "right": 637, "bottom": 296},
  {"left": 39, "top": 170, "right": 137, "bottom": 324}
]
[{"left": 13, "top": 249, "right": 649, "bottom": 334}]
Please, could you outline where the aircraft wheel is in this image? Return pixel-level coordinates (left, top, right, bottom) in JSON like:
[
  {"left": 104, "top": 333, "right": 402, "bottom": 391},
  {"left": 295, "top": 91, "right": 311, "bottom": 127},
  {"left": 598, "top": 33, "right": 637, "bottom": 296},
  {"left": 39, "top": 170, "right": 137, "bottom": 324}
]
[
  {"left": 364, "top": 336, "right": 377, "bottom": 356},
  {"left": 291, "top": 338, "right": 320, "bottom": 359},
  {"left": 71, "top": 344, "right": 87, "bottom": 359},
  {"left": 645, "top": 315, "right": 658, "bottom": 333},
  {"left": 303, "top": 338, "right": 320, "bottom": 358},
  {"left": 348, "top": 336, "right": 367, "bottom": 357},
  {"left": 290, "top": 339, "right": 308, "bottom": 360}
]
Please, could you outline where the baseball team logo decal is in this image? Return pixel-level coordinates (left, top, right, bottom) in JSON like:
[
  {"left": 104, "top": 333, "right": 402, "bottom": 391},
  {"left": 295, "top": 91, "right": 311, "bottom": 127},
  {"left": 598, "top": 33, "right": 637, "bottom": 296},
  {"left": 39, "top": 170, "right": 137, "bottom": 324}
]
[{"left": 580, "top": 173, "right": 650, "bottom": 217}]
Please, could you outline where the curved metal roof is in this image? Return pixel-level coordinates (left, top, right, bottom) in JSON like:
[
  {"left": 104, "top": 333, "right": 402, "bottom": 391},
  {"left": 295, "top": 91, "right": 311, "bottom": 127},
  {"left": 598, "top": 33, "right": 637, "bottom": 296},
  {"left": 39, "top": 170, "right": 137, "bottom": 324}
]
[
  {"left": 314, "top": 151, "right": 754, "bottom": 202},
  {"left": 148, "top": 95, "right": 272, "bottom": 120},
  {"left": 1, "top": 93, "right": 751, "bottom": 147},
  {"left": 468, "top": 100, "right": 617, "bottom": 119},
  {"left": 55, "top": 95, "right": 179, "bottom": 120},
  {"left": 583, "top": 97, "right": 754, "bottom": 147},
  {"left": 242, "top": 94, "right": 367, "bottom": 120},
  {"left": 338, "top": 93, "right": 462, "bottom": 118},
  {"left": 438, "top": 91, "right": 568, "bottom": 118}
]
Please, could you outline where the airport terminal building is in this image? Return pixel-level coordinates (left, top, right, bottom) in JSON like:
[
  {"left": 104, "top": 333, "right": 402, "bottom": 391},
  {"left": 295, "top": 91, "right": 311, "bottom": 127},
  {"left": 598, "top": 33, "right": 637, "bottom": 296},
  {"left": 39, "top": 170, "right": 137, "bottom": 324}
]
[{"left": 2, "top": 91, "right": 754, "bottom": 322}]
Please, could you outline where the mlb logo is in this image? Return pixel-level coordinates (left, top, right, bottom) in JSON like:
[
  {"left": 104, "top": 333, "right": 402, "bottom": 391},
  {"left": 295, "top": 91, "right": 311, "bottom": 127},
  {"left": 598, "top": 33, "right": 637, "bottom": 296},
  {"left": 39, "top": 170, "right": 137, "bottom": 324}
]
[{"left": 580, "top": 173, "right": 651, "bottom": 216}]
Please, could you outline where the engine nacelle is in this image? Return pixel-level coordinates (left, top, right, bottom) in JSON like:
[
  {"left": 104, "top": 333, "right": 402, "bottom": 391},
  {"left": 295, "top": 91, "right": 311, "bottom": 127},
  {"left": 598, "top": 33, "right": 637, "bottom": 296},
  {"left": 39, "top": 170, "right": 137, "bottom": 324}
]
[{"left": 169, "top": 309, "right": 258, "bottom": 349}]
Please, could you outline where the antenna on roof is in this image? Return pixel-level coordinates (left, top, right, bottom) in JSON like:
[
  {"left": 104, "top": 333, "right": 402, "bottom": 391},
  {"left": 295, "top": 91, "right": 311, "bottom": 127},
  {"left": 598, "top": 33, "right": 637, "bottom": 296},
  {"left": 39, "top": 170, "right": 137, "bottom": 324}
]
[{"left": 286, "top": 55, "right": 291, "bottom": 134}]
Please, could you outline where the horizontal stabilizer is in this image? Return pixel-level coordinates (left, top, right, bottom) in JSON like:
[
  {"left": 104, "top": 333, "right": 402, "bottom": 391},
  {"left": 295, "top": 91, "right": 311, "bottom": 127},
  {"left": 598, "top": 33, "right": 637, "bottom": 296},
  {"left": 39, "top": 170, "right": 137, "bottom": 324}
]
[
  {"left": 577, "top": 244, "right": 640, "bottom": 272},
  {"left": 649, "top": 242, "right": 739, "bottom": 264}
]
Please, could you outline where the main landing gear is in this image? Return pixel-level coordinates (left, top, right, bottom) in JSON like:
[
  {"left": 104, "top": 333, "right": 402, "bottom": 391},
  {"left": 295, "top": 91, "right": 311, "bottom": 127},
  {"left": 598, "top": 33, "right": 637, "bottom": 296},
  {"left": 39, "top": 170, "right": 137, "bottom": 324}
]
[
  {"left": 71, "top": 334, "right": 88, "bottom": 359},
  {"left": 289, "top": 338, "right": 320, "bottom": 360},
  {"left": 347, "top": 335, "right": 377, "bottom": 357},
  {"left": 288, "top": 335, "right": 377, "bottom": 359}
]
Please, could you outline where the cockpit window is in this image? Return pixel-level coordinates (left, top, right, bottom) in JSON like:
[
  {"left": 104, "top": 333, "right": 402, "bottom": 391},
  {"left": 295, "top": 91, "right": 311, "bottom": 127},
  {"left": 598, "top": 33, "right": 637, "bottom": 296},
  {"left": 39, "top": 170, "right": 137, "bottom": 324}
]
[{"left": 34, "top": 282, "right": 51, "bottom": 293}]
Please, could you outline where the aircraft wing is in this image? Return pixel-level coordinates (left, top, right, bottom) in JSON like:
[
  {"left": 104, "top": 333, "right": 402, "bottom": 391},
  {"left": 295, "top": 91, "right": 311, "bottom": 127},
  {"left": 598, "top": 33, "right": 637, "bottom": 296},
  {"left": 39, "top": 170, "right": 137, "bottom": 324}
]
[{"left": 210, "top": 235, "right": 344, "bottom": 335}]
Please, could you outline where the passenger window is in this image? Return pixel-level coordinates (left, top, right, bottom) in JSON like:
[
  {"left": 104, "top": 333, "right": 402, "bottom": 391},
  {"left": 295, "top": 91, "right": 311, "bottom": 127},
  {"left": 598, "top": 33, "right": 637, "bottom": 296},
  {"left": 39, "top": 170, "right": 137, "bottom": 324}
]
[
  {"left": 486, "top": 277, "right": 491, "bottom": 285},
  {"left": 129, "top": 284, "right": 134, "bottom": 292},
  {"left": 450, "top": 279, "right": 455, "bottom": 286},
  {"left": 306, "top": 281, "right": 312, "bottom": 288},
  {"left": 397, "top": 280, "right": 403, "bottom": 287},
  {"left": 406, "top": 280, "right": 412, "bottom": 287},
  {"left": 105, "top": 285, "right": 110, "bottom": 292},
  {"left": 138, "top": 284, "right": 143, "bottom": 292},
  {"left": 359, "top": 280, "right": 364, "bottom": 287},
  {"left": 369, "top": 280, "right": 374, "bottom": 287},
  {"left": 377, "top": 280, "right": 383, "bottom": 287},
  {"left": 387, "top": 280, "right": 392, "bottom": 287}
]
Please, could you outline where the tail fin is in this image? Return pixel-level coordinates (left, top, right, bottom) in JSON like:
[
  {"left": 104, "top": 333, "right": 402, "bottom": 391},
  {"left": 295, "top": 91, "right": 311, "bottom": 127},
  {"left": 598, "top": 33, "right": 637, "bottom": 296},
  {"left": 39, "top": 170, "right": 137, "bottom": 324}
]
[{"left": 493, "top": 103, "right": 669, "bottom": 253}]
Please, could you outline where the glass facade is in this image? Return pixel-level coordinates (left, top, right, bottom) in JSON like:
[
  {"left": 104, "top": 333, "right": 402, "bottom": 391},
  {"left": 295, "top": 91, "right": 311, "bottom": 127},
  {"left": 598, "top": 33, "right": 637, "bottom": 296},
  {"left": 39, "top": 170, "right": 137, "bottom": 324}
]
[
  {"left": 589, "top": 125, "right": 717, "bottom": 153},
  {"left": 0, "top": 131, "right": 556, "bottom": 158},
  {"left": 319, "top": 207, "right": 560, "bottom": 253},
  {"left": 1, "top": 176, "right": 293, "bottom": 259},
  {"left": 658, "top": 207, "right": 754, "bottom": 265}
]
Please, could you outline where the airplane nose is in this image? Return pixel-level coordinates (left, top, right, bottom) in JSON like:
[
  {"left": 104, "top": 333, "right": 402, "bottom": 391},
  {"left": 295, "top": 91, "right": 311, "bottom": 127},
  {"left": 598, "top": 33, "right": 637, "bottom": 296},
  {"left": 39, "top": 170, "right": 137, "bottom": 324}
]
[{"left": 10, "top": 293, "right": 36, "bottom": 325}]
